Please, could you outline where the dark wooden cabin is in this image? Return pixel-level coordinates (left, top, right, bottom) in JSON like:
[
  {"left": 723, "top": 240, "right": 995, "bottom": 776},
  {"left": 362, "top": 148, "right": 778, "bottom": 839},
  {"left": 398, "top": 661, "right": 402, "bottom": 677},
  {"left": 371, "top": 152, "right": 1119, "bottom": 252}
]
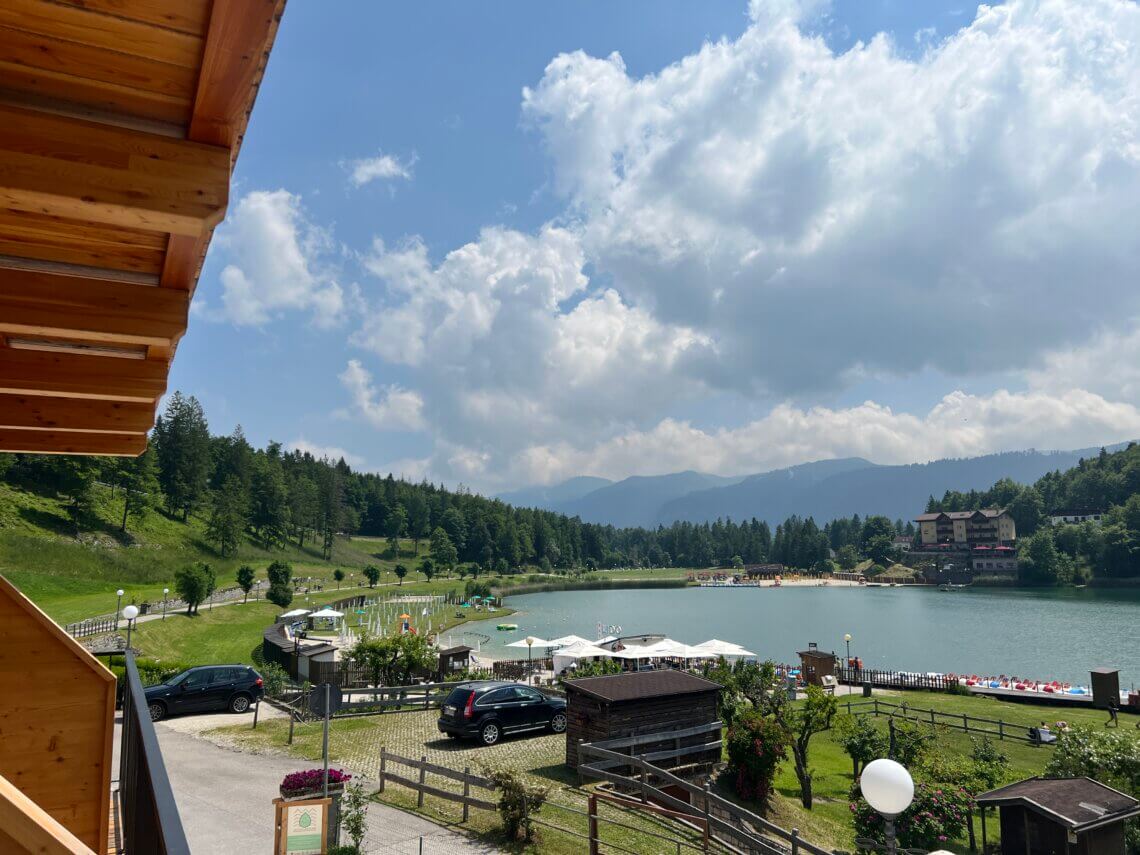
[
  {"left": 977, "top": 777, "right": 1140, "bottom": 855},
  {"left": 438, "top": 645, "right": 474, "bottom": 679},
  {"left": 797, "top": 645, "right": 837, "bottom": 686},
  {"left": 564, "top": 671, "right": 722, "bottom": 769}
]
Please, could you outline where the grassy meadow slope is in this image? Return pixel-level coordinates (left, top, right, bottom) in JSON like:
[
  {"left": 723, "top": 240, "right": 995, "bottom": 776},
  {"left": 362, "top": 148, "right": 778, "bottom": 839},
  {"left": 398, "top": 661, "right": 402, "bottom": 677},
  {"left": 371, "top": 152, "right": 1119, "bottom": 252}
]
[{"left": 0, "top": 481, "right": 435, "bottom": 623}]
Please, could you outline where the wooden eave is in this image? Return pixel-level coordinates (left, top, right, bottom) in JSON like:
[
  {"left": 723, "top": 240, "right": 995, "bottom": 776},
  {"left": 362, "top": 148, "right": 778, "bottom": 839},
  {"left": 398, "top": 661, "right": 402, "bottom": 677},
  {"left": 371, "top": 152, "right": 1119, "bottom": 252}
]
[{"left": 0, "top": 0, "right": 287, "bottom": 456}]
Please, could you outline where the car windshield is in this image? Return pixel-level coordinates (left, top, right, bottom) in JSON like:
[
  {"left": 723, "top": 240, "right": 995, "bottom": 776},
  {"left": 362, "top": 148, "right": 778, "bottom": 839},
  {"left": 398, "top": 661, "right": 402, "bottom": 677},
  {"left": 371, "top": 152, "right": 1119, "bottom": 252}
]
[{"left": 167, "top": 669, "right": 193, "bottom": 686}]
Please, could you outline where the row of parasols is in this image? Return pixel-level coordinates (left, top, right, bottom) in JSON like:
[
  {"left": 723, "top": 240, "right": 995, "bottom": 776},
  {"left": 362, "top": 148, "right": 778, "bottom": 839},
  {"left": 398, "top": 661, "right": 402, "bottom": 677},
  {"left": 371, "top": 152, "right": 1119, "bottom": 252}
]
[{"left": 503, "top": 634, "right": 757, "bottom": 672}]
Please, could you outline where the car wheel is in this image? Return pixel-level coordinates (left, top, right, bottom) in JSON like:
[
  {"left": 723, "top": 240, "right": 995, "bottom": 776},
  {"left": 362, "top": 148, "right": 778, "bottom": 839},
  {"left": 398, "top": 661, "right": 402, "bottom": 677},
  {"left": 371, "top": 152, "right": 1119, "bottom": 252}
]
[
  {"left": 229, "top": 694, "right": 251, "bottom": 713},
  {"left": 148, "top": 702, "right": 166, "bottom": 722},
  {"left": 551, "top": 712, "right": 568, "bottom": 733},
  {"left": 480, "top": 722, "right": 500, "bottom": 746}
]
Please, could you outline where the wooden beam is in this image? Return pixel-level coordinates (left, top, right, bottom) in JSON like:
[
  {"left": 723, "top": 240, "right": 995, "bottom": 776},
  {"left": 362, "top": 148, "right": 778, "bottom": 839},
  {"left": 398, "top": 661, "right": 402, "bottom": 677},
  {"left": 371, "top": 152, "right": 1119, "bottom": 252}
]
[
  {"left": 0, "top": 428, "right": 147, "bottom": 456},
  {"left": 189, "top": 0, "right": 285, "bottom": 149},
  {"left": 0, "top": 104, "right": 228, "bottom": 236},
  {"left": 159, "top": 232, "right": 207, "bottom": 290},
  {"left": 0, "top": 772, "right": 96, "bottom": 855},
  {"left": 0, "top": 394, "right": 154, "bottom": 434},
  {"left": 0, "top": 268, "right": 188, "bottom": 347},
  {"left": 0, "top": 349, "right": 167, "bottom": 403}
]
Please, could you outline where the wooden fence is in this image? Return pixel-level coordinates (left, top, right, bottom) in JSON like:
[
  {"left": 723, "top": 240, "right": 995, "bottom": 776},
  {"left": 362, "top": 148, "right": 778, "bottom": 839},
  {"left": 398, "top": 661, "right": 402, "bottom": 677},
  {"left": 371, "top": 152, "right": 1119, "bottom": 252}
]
[
  {"left": 840, "top": 698, "right": 1048, "bottom": 746},
  {"left": 378, "top": 747, "right": 496, "bottom": 821},
  {"left": 492, "top": 657, "right": 554, "bottom": 679},
  {"left": 578, "top": 741, "right": 836, "bottom": 855}
]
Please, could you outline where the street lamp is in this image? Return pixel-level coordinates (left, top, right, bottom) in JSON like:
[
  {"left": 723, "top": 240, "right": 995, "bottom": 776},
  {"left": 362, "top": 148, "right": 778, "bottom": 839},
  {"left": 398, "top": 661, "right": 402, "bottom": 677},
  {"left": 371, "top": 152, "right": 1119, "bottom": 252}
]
[
  {"left": 844, "top": 633, "right": 852, "bottom": 663},
  {"left": 122, "top": 605, "right": 139, "bottom": 654},
  {"left": 525, "top": 636, "right": 535, "bottom": 674},
  {"left": 859, "top": 759, "right": 914, "bottom": 854},
  {"left": 115, "top": 589, "right": 125, "bottom": 629},
  {"left": 162, "top": 588, "right": 169, "bottom": 621}
]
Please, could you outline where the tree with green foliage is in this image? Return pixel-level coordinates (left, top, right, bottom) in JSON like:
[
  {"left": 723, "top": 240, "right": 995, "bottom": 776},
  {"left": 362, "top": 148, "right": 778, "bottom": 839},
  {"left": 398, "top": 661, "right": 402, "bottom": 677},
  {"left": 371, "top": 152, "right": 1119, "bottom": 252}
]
[
  {"left": 333, "top": 568, "right": 345, "bottom": 589},
  {"left": 363, "top": 564, "right": 380, "bottom": 588},
  {"left": 111, "top": 447, "right": 159, "bottom": 534},
  {"left": 266, "top": 560, "right": 294, "bottom": 608},
  {"left": 394, "top": 563, "right": 408, "bottom": 585},
  {"left": 404, "top": 491, "right": 431, "bottom": 556},
  {"left": 785, "top": 684, "right": 837, "bottom": 809},
  {"left": 1019, "top": 527, "right": 1075, "bottom": 585},
  {"left": 832, "top": 714, "right": 889, "bottom": 778},
  {"left": 288, "top": 475, "right": 319, "bottom": 548},
  {"left": 347, "top": 632, "right": 436, "bottom": 687},
  {"left": 441, "top": 507, "right": 467, "bottom": 554},
  {"left": 836, "top": 544, "right": 859, "bottom": 570},
  {"left": 386, "top": 504, "right": 407, "bottom": 557},
  {"left": 418, "top": 558, "right": 435, "bottom": 582},
  {"left": 174, "top": 562, "right": 215, "bottom": 615},
  {"left": 235, "top": 565, "right": 256, "bottom": 603},
  {"left": 250, "top": 450, "right": 289, "bottom": 549},
  {"left": 430, "top": 527, "right": 458, "bottom": 576},
  {"left": 152, "top": 392, "right": 211, "bottom": 521},
  {"left": 206, "top": 475, "right": 248, "bottom": 557}
]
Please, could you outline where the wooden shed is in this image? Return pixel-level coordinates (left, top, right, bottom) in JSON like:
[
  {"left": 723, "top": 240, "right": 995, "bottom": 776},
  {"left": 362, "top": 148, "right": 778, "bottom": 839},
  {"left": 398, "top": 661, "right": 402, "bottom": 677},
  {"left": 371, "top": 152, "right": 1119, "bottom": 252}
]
[
  {"left": 0, "top": 573, "right": 116, "bottom": 851},
  {"left": 977, "top": 776, "right": 1140, "bottom": 855},
  {"left": 438, "top": 645, "right": 474, "bottom": 679},
  {"left": 797, "top": 645, "right": 837, "bottom": 686},
  {"left": 564, "top": 671, "right": 722, "bottom": 769}
]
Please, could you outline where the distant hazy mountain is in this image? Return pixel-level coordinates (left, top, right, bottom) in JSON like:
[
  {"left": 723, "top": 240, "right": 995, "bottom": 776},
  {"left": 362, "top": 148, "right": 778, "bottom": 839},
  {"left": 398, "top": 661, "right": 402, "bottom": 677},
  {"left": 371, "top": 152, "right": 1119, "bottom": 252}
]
[
  {"left": 503, "top": 446, "right": 1128, "bottom": 528},
  {"left": 496, "top": 476, "right": 612, "bottom": 508}
]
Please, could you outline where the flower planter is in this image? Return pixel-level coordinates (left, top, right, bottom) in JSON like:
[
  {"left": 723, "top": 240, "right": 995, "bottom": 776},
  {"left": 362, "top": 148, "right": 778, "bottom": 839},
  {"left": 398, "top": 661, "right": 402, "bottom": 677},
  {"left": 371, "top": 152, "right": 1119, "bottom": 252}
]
[{"left": 280, "top": 770, "right": 351, "bottom": 846}]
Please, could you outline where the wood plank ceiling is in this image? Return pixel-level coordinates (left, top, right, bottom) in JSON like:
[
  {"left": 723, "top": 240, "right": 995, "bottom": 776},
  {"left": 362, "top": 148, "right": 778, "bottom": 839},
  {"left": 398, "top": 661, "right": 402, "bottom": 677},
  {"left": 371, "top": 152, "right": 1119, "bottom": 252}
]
[{"left": 0, "top": 0, "right": 286, "bottom": 455}]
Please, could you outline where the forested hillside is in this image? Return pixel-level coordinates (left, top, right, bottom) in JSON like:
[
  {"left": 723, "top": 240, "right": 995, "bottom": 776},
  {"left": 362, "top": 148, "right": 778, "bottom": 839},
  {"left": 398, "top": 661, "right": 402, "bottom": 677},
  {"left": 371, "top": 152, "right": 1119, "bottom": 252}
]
[{"left": 929, "top": 444, "right": 1140, "bottom": 582}]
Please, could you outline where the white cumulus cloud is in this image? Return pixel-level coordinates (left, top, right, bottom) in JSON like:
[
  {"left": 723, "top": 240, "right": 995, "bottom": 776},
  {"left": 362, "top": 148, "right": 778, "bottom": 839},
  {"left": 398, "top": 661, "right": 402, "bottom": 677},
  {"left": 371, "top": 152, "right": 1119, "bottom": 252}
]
[
  {"left": 207, "top": 190, "right": 345, "bottom": 328},
  {"left": 346, "top": 151, "right": 416, "bottom": 186},
  {"left": 339, "top": 360, "right": 425, "bottom": 431},
  {"left": 286, "top": 438, "right": 366, "bottom": 467}
]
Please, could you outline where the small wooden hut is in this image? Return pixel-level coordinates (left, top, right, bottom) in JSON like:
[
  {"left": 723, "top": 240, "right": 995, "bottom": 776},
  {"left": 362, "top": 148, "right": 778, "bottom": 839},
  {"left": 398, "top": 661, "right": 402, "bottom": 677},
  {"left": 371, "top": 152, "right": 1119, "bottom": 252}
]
[
  {"left": 564, "top": 671, "right": 722, "bottom": 769},
  {"left": 797, "top": 644, "right": 837, "bottom": 686},
  {"left": 977, "top": 776, "right": 1140, "bottom": 855},
  {"left": 437, "top": 645, "right": 474, "bottom": 679}
]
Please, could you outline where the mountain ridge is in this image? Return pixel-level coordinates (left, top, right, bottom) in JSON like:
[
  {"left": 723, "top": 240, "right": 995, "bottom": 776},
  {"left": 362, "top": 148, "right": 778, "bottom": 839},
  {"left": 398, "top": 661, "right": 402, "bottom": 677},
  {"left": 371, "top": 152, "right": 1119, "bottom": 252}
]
[{"left": 500, "top": 445, "right": 1133, "bottom": 527}]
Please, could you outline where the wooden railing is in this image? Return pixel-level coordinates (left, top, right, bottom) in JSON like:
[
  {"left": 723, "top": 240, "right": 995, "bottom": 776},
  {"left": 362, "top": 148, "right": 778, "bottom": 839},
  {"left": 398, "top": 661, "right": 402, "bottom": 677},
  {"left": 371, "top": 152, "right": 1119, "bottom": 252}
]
[
  {"left": 837, "top": 667, "right": 959, "bottom": 692},
  {"left": 377, "top": 748, "right": 496, "bottom": 821},
  {"left": 0, "top": 772, "right": 95, "bottom": 854},
  {"left": 577, "top": 742, "right": 837, "bottom": 855},
  {"left": 840, "top": 698, "right": 1046, "bottom": 746},
  {"left": 118, "top": 652, "right": 190, "bottom": 854},
  {"left": 65, "top": 616, "right": 117, "bottom": 639}
]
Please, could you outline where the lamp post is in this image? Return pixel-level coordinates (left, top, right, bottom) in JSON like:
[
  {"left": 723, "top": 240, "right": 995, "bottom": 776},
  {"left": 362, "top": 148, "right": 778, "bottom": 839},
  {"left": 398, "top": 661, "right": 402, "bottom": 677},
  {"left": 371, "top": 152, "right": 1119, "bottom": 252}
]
[
  {"left": 525, "top": 636, "right": 535, "bottom": 675},
  {"left": 122, "top": 605, "right": 139, "bottom": 654},
  {"left": 162, "top": 588, "right": 169, "bottom": 621},
  {"left": 859, "top": 758, "right": 914, "bottom": 855},
  {"left": 115, "top": 589, "right": 124, "bottom": 629},
  {"left": 844, "top": 633, "right": 852, "bottom": 663}
]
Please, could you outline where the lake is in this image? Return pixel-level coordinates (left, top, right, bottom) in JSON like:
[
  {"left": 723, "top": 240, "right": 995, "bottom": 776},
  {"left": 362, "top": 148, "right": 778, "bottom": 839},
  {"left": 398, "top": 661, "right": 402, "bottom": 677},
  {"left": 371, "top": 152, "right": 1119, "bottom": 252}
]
[{"left": 453, "top": 585, "right": 1140, "bottom": 688}]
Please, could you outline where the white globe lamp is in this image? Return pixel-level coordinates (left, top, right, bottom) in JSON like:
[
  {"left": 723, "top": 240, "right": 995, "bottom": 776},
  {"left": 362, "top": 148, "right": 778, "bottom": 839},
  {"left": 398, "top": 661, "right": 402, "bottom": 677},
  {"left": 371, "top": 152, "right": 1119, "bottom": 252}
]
[
  {"left": 122, "top": 604, "right": 140, "bottom": 654},
  {"left": 860, "top": 758, "right": 914, "bottom": 854}
]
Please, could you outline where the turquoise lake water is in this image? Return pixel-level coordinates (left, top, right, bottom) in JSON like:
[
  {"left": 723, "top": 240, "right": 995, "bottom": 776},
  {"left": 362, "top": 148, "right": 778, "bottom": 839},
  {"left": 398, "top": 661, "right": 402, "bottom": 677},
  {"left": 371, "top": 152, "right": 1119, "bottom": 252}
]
[{"left": 450, "top": 585, "right": 1140, "bottom": 688}]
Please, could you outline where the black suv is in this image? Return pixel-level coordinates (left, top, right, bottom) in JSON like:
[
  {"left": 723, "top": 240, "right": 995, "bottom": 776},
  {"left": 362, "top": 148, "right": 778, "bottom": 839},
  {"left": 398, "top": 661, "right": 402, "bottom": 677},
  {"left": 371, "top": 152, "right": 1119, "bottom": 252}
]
[
  {"left": 144, "top": 665, "right": 264, "bottom": 721},
  {"left": 437, "top": 681, "right": 567, "bottom": 746}
]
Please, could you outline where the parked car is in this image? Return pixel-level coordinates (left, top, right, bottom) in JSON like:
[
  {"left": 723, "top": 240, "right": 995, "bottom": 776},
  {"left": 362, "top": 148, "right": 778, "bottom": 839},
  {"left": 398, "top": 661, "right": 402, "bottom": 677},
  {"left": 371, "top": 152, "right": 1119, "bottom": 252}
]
[
  {"left": 144, "top": 664, "right": 264, "bottom": 721},
  {"left": 437, "top": 681, "right": 567, "bottom": 746}
]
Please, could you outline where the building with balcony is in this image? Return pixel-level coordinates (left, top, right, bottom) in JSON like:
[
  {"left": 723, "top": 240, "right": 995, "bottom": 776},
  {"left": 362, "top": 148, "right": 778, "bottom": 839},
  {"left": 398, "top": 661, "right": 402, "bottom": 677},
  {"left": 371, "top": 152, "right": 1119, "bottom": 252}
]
[
  {"left": 1048, "top": 509, "right": 1106, "bottom": 526},
  {"left": 915, "top": 509, "right": 1016, "bottom": 548}
]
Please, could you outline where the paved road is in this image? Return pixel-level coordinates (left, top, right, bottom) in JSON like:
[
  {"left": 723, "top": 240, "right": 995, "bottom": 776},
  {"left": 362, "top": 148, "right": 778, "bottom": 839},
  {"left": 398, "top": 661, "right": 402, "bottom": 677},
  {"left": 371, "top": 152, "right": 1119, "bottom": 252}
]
[{"left": 113, "top": 710, "right": 499, "bottom": 854}]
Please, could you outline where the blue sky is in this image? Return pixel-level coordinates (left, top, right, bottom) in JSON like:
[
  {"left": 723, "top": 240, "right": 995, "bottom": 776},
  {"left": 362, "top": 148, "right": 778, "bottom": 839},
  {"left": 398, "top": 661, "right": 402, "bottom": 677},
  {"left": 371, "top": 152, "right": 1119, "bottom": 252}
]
[{"left": 176, "top": 0, "right": 1140, "bottom": 491}]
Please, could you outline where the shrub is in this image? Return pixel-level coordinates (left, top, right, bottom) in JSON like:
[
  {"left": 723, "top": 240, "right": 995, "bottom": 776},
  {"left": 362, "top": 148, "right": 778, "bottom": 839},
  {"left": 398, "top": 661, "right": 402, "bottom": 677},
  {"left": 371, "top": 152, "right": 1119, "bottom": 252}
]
[
  {"left": 339, "top": 782, "right": 368, "bottom": 853},
  {"left": 266, "top": 583, "right": 293, "bottom": 608},
  {"left": 725, "top": 710, "right": 790, "bottom": 804},
  {"left": 832, "top": 714, "right": 888, "bottom": 778},
  {"left": 851, "top": 782, "right": 972, "bottom": 850},
  {"left": 481, "top": 766, "right": 550, "bottom": 842},
  {"left": 260, "top": 662, "right": 289, "bottom": 698}
]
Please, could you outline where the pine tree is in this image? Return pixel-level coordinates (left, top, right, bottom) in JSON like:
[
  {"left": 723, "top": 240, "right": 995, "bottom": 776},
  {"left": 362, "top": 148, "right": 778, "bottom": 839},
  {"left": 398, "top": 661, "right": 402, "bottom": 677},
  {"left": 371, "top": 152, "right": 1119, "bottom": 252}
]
[
  {"left": 207, "top": 475, "right": 248, "bottom": 557},
  {"left": 112, "top": 447, "right": 159, "bottom": 534}
]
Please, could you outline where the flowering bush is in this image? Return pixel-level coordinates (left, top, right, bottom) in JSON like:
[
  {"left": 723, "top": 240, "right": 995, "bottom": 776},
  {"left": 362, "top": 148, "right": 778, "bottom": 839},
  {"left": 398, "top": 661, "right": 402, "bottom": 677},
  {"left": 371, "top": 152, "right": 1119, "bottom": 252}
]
[
  {"left": 851, "top": 782, "right": 972, "bottom": 850},
  {"left": 280, "top": 768, "right": 352, "bottom": 796},
  {"left": 725, "top": 710, "right": 790, "bottom": 804}
]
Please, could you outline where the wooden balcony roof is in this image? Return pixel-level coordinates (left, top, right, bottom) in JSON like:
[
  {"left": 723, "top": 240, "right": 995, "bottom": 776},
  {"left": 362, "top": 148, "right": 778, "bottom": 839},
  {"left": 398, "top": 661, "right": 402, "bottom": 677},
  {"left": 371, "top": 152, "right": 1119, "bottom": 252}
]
[{"left": 0, "top": 0, "right": 286, "bottom": 455}]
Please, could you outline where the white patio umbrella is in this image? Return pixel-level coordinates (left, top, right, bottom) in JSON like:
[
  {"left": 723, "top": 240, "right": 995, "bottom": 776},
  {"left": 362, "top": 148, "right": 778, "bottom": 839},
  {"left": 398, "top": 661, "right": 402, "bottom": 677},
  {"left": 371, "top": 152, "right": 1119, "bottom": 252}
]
[
  {"left": 552, "top": 642, "right": 615, "bottom": 673},
  {"left": 279, "top": 608, "right": 311, "bottom": 618},
  {"left": 694, "top": 639, "right": 756, "bottom": 657},
  {"left": 546, "top": 634, "right": 592, "bottom": 648},
  {"left": 310, "top": 608, "right": 344, "bottom": 619},
  {"left": 593, "top": 635, "right": 618, "bottom": 646},
  {"left": 505, "top": 637, "right": 557, "bottom": 648}
]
